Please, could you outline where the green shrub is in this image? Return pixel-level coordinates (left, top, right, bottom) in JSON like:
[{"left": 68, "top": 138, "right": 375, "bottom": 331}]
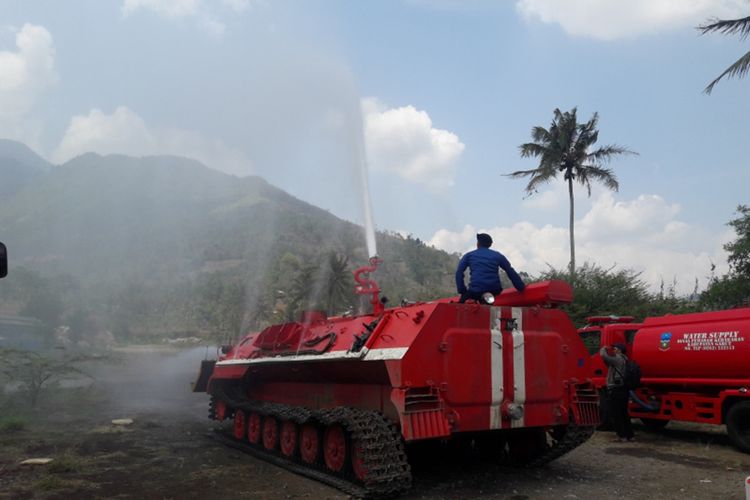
[
  {"left": 0, "top": 417, "right": 26, "bottom": 433},
  {"left": 47, "top": 455, "right": 83, "bottom": 474}
]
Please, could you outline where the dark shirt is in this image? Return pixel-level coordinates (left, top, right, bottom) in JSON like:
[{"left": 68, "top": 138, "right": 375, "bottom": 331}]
[{"left": 455, "top": 247, "right": 525, "bottom": 295}]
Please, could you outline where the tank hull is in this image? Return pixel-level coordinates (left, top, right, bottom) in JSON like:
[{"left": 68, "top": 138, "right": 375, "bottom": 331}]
[{"left": 199, "top": 281, "right": 599, "bottom": 495}]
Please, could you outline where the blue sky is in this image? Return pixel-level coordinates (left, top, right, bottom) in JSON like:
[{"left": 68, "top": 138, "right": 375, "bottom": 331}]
[{"left": 1, "top": 0, "right": 749, "bottom": 293}]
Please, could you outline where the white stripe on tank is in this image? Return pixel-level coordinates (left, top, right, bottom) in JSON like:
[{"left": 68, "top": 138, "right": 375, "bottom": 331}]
[
  {"left": 511, "top": 307, "right": 526, "bottom": 428},
  {"left": 489, "top": 307, "right": 504, "bottom": 429}
]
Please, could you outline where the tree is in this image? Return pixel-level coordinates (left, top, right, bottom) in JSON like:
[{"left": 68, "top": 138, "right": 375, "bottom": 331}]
[
  {"left": 700, "top": 205, "right": 750, "bottom": 308},
  {"left": 699, "top": 15, "right": 750, "bottom": 94},
  {"left": 0, "top": 348, "right": 96, "bottom": 407},
  {"left": 700, "top": 273, "right": 750, "bottom": 310},
  {"left": 725, "top": 205, "right": 750, "bottom": 278},
  {"left": 509, "top": 108, "right": 636, "bottom": 275},
  {"left": 192, "top": 274, "right": 246, "bottom": 341},
  {"left": 288, "top": 264, "right": 320, "bottom": 320},
  {"left": 323, "top": 253, "right": 351, "bottom": 314},
  {"left": 536, "top": 262, "right": 697, "bottom": 327},
  {"left": 537, "top": 262, "right": 650, "bottom": 326}
]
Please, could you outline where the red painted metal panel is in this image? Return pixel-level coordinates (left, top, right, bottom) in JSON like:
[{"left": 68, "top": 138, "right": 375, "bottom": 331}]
[
  {"left": 629, "top": 388, "right": 724, "bottom": 425},
  {"left": 493, "top": 280, "right": 573, "bottom": 307},
  {"left": 440, "top": 326, "right": 492, "bottom": 406},
  {"left": 402, "top": 410, "right": 451, "bottom": 441},
  {"left": 211, "top": 364, "right": 249, "bottom": 380},
  {"left": 523, "top": 330, "right": 565, "bottom": 404}
]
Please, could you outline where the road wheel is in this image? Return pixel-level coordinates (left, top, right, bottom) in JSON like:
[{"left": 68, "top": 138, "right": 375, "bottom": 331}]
[
  {"left": 726, "top": 401, "right": 750, "bottom": 453},
  {"left": 280, "top": 421, "right": 298, "bottom": 457},
  {"left": 247, "top": 413, "right": 262, "bottom": 444},
  {"left": 323, "top": 424, "right": 347, "bottom": 473},
  {"left": 300, "top": 423, "right": 321, "bottom": 464},
  {"left": 351, "top": 439, "right": 367, "bottom": 482},
  {"left": 233, "top": 410, "right": 247, "bottom": 440},
  {"left": 262, "top": 417, "right": 279, "bottom": 451},
  {"left": 640, "top": 418, "right": 668, "bottom": 432}
]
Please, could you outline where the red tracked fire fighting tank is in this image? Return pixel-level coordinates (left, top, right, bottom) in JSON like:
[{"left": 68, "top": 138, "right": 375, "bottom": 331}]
[{"left": 193, "top": 258, "right": 599, "bottom": 497}]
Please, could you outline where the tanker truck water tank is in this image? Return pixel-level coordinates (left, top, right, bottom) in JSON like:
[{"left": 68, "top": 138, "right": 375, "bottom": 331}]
[{"left": 631, "top": 308, "right": 750, "bottom": 381}]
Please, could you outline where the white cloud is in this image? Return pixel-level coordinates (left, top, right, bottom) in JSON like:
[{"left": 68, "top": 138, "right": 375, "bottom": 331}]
[
  {"left": 521, "top": 188, "right": 563, "bottom": 210},
  {"left": 0, "top": 23, "right": 57, "bottom": 148},
  {"left": 52, "top": 106, "right": 253, "bottom": 176},
  {"left": 222, "top": 0, "right": 251, "bottom": 12},
  {"left": 407, "top": 0, "right": 493, "bottom": 10},
  {"left": 122, "top": 0, "right": 201, "bottom": 17},
  {"left": 121, "top": 0, "right": 254, "bottom": 36},
  {"left": 198, "top": 16, "right": 226, "bottom": 37},
  {"left": 430, "top": 225, "right": 482, "bottom": 255},
  {"left": 429, "top": 192, "right": 730, "bottom": 294},
  {"left": 517, "top": 177, "right": 614, "bottom": 212},
  {"left": 362, "top": 97, "right": 465, "bottom": 192},
  {"left": 515, "top": 0, "right": 748, "bottom": 40},
  {"left": 122, "top": 0, "right": 259, "bottom": 37},
  {"left": 577, "top": 193, "right": 681, "bottom": 240}
]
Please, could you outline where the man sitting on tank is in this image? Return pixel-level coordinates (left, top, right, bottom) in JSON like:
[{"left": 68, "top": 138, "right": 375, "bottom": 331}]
[
  {"left": 600, "top": 343, "right": 635, "bottom": 442},
  {"left": 455, "top": 233, "right": 525, "bottom": 304}
]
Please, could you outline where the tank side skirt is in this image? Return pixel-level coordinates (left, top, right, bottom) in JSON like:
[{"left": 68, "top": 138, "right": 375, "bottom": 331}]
[{"left": 215, "top": 347, "right": 408, "bottom": 366}]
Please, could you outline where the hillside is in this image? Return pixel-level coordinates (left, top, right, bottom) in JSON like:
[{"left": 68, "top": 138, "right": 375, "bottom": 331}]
[
  {"left": 0, "top": 143, "right": 458, "bottom": 342},
  {"left": 0, "top": 139, "right": 52, "bottom": 199}
]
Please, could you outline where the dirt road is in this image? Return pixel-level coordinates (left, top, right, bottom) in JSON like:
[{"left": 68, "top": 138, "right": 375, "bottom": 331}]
[{"left": 1, "top": 348, "right": 748, "bottom": 499}]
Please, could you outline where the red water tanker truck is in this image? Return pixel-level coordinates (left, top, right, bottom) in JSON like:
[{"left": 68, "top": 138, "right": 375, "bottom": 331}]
[
  {"left": 194, "top": 258, "right": 600, "bottom": 497},
  {"left": 579, "top": 309, "right": 750, "bottom": 452}
]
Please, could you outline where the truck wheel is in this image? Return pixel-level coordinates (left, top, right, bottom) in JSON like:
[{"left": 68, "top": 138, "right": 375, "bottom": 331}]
[
  {"left": 640, "top": 418, "right": 668, "bottom": 432},
  {"left": 726, "top": 401, "right": 750, "bottom": 453}
]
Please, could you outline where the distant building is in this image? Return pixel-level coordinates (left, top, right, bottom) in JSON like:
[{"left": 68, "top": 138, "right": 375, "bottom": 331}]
[{"left": 0, "top": 315, "right": 46, "bottom": 350}]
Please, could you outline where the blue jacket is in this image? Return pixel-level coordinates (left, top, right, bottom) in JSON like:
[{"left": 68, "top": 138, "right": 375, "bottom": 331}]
[{"left": 455, "top": 247, "right": 525, "bottom": 295}]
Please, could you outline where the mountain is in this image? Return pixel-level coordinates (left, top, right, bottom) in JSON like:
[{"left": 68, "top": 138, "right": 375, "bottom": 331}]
[
  {"left": 0, "top": 139, "right": 52, "bottom": 199},
  {"left": 0, "top": 148, "right": 457, "bottom": 340}
]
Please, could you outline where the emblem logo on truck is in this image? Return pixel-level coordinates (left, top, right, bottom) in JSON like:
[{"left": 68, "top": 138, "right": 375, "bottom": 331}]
[{"left": 659, "top": 332, "right": 672, "bottom": 351}]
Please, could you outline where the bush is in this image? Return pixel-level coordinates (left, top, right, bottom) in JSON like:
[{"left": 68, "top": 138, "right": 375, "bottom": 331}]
[
  {"left": 0, "top": 417, "right": 26, "bottom": 433},
  {"left": 47, "top": 455, "right": 83, "bottom": 474}
]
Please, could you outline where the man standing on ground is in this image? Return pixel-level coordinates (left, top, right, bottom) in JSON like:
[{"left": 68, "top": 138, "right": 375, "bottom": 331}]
[
  {"left": 455, "top": 233, "right": 525, "bottom": 303},
  {"left": 600, "top": 342, "right": 635, "bottom": 442}
]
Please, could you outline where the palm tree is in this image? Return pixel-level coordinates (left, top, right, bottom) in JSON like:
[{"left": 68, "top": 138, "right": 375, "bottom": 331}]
[
  {"left": 288, "top": 264, "right": 318, "bottom": 320},
  {"left": 508, "top": 108, "right": 636, "bottom": 276},
  {"left": 699, "top": 15, "right": 750, "bottom": 94},
  {"left": 324, "top": 253, "right": 351, "bottom": 313}
]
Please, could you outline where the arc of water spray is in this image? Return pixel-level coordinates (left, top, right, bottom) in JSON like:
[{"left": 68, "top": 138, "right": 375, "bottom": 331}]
[{"left": 358, "top": 145, "right": 377, "bottom": 258}]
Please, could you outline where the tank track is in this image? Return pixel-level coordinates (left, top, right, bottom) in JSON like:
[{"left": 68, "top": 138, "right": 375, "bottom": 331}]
[
  {"left": 208, "top": 396, "right": 217, "bottom": 420},
  {"left": 521, "top": 424, "right": 596, "bottom": 468},
  {"left": 211, "top": 388, "right": 412, "bottom": 498}
]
